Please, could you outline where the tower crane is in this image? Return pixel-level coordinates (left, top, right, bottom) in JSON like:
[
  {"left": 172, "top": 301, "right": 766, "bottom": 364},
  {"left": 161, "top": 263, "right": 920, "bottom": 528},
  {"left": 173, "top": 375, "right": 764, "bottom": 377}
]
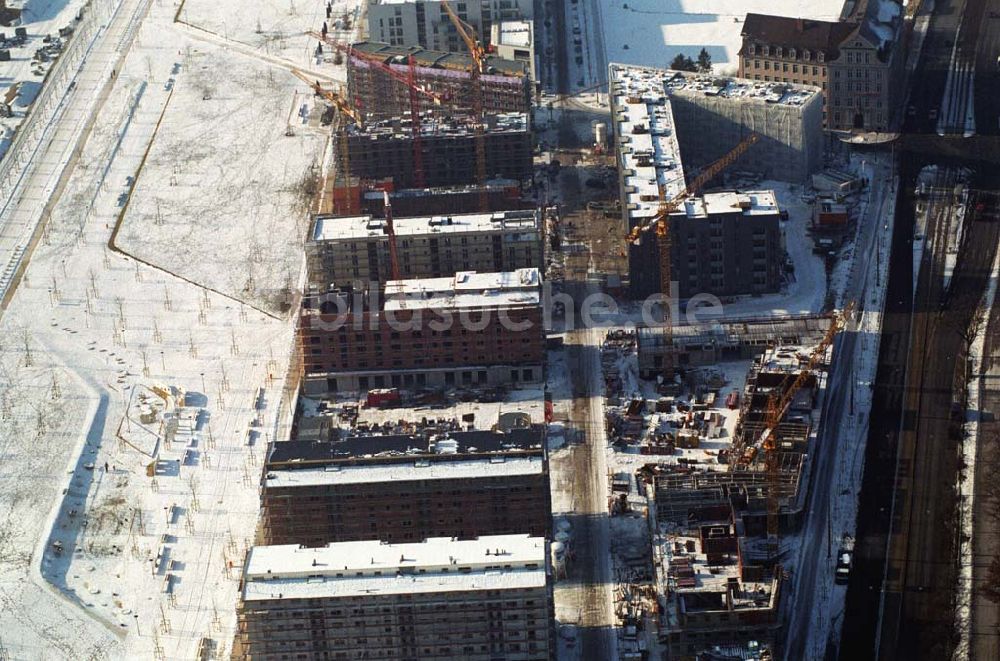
[
  {"left": 756, "top": 302, "right": 854, "bottom": 560},
  {"left": 326, "top": 42, "right": 453, "bottom": 187},
  {"left": 441, "top": 0, "right": 489, "bottom": 210},
  {"left": 626, "top": 133, "right": 760, "bottom": 381}
]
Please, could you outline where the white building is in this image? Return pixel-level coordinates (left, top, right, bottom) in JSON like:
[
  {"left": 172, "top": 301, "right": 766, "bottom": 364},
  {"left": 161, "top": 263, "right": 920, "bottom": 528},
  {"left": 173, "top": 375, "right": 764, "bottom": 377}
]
[
  {"left": 491, "top": 19, "right": 535, "bottom": 80},
  {"left": 367, "top": 0, "right": 534, "bottom": 52}
]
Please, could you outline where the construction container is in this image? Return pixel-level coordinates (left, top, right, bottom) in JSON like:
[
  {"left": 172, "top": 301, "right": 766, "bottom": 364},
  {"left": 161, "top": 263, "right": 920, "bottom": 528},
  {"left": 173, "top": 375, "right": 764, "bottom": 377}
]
[{"left": 365, "top": 388, "right": 400, "bottom": 408}]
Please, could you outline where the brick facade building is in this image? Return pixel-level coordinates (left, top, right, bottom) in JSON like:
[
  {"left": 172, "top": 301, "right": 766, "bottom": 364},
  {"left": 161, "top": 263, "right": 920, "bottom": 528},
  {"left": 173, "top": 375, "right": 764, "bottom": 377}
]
[
  {"left": 346, "top": 41, "right": 532, "bottom": 123},
  {"left": 629, "top": 191, "right": 784, "bottom": 300},
  {"left": 235, "top": 535, "right": 553, "bottom": 660},
  {"left": 299, "top": 269, "right": 544, "bottom": 394},
  {"left": 336, "top": 113, "right": 533, "bottom": 189},
  {"left": 260, "top": 429, "right": 549, "bottom": 547}
]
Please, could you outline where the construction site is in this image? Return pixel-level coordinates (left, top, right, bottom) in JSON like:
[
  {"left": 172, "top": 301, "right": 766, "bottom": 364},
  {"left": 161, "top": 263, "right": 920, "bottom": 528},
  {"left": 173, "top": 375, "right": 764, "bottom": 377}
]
[{"left": 0, "top": 0, "right": 920, "bottom": 656}]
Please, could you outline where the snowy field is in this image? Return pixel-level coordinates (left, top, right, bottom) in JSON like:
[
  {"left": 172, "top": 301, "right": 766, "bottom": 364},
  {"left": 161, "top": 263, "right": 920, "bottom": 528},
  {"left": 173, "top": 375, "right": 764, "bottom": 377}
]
[
  {"left": 0, "top": 0, "right": 363, "bottom": 656},
  {"left": 114, "top": 41, "right": 325, "bottom": 312},
  {"left": 597, "top": 0, "right": 847, "bottom": 75},
  {"left": 177, "top": 0, "right": 360, "bottom": 82}
]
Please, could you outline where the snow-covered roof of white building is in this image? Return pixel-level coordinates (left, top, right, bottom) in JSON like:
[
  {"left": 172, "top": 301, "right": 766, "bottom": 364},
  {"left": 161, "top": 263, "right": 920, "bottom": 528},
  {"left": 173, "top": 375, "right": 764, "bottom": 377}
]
[
  {"left": 610, "top": 63, "right": 686, "bottom": 227},
  {"left": 242, "top": 535, "right": 547, "bottom": 601},
  {"left": 311, "top": 209, "right": 539, "bottom": 242}
]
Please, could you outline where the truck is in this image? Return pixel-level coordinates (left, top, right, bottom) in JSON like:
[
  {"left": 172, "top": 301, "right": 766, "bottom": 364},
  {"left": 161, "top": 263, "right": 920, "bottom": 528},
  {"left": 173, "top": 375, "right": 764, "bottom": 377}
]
[{"left": 835, "top": 535, "right": 855, "bottom": 585}]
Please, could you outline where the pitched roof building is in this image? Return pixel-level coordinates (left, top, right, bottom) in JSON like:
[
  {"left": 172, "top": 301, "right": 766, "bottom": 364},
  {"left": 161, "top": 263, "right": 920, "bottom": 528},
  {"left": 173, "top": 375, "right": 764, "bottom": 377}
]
[{"left": 739, "top": 1, "right": 906, "bottom": 132}]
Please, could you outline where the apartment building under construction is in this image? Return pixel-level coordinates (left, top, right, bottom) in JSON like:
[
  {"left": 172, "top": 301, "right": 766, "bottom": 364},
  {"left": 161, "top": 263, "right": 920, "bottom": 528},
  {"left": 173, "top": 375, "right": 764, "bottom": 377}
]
[
  {"left": 234, "top": 535, "right": 553, "bottom": 660},
  {"left": 346, "top": 41, "right": 533, "bottom": 122},
  {"left": 305, "top": 208, "right": 543, "bottom": 289},
  {"left": 335, "top": 113, "right": 533, "bottom": 189},
  {"left": 259, "top": 425, "right": 549, "bottom": 547},
  {"left": 299, "top": 268, "right": 545, "bottom": 394}
]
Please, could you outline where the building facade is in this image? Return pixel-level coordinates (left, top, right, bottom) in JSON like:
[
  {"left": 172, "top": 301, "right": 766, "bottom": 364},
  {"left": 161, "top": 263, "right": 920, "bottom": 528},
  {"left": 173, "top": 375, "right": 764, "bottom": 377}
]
[
  {"left": 665, "top": 72, "right": 824, "bottom": 183},
  {"left": 346, "top": 41, "right": 532, "bottom": 122},
  {"left": 336, "top": 113, "right": 533, "bottom": 189},
  {"left": 739, "top": 2, "right": 905, "bottom": 131},
  {"left": 260, "top": 430, "right": 549, "bottom": 547},
  {"left": 235, "top": 535, "right": 553, "bottom": 660},
  {"left": 299, "top": 269, "right": 544, "bottom": 394},
  {"left": 490, "top": 20, "right": 535, "bottom": 81},
  {"left": 366, "top": 0, "right": 534, "bottom": 52},
  {"left": 628, "top": 191, "right": 784, "bottom": 300},
  {"left": 305, "top": 209, "right": 543, "bottom": 290}
]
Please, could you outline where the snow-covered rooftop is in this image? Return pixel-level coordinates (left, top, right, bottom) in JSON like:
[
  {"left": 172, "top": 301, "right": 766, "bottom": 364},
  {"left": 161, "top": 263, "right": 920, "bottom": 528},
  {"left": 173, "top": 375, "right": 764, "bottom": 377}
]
[
  {"left": 311, "top": 209, "right": 539, "bottom": 242},
  {"left": 345, "top": 112, "right": 528, "bottom": 137},
  {"left": 242, "top": 535, "right": 547, "bottom": 600},
  {"left": 673, "top": 190, "right": 780, "bottom": 219},
  {"left": 609, "top": 63, "right": 686, "bottom": 226},
  {"left": 264, "top": 454, "right": 544, "bottom": 487},
  {"left": 496, "top": 20, "right": 532, "bottom": 47},
  {"left": 610, "top": 62, "right": 817, "bottom": 228},
  {"left": 383, "top": 268, "right": 541, "bottom": 311},
  {"left": 664, "top": 70, "right": 822, "bottom": 108}
]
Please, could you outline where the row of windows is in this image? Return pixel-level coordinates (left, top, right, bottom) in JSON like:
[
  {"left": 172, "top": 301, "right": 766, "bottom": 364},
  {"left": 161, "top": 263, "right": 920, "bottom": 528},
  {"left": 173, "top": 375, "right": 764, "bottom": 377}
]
[
  {"left": 745, "top": 59, "right": 825, "bottom": 77},
  {"left": 750, "top": 75, "right": 827, "bottom": 89},
  {"left": 746, "top": 43, "right": 825, "bottom": 62}
]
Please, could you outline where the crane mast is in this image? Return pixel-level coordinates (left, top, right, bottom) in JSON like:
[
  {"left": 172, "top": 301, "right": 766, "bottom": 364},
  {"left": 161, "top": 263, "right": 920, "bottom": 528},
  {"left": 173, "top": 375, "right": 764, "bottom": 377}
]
[
  {"left": 626, "top": 133, "right": 760, "bottom": 382},
  {"left": 441, "top": 0, "right": 490, "bottom": 211}
]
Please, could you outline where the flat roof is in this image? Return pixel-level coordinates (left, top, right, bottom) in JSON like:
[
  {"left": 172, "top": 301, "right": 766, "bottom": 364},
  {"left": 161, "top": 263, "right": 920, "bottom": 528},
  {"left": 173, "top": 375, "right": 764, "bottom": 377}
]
[
  {"left": 269, "top": 427, "right": 544, "bottom": 464},
  {"left": 350, "top": 40, "right": 529, "bottom": 78},
  {"left": 610, "top": 63, "right": 820, "bottom": 226},
  {"left": 496, "top": 20, "right": 532, "bottom": 48},
  {"left": 264, "top": 454, "right": 544, "bottom": 488},
  {"left": 242, "top": 568, "right": 546, "bottom": 601},
  {"left": 383, "top": 268, "right": 540, "bottom": 311},
  {"left": 609, "top": 63, "right": 686, "bottom": 226},
  {"left": 663, "top": 69, "right": 822, "bottom": 108},
  {"left": 345, "top": 112, "right": 528, "bottom": 138},
  {"left": 672, "top": 191, "right": 780, "bottom": 219},
  {"left": 243, "top": 535, "right": 547, "bottom": 600},
  {"left": 311, "top": 209, "right": 539, "bottom": 242}
]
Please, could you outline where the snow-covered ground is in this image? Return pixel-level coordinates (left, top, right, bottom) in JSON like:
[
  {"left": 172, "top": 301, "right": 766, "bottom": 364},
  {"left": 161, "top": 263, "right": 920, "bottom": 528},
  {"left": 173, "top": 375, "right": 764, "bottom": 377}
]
[
  {"left": 952, "top": 218, "right": 1000, "bottom": 659},
  {"left": 0, "top": 0, "right": 364, "bottom": 656},
  {"left": 113, "top": 41, "right": 325, "bottom": 311}
]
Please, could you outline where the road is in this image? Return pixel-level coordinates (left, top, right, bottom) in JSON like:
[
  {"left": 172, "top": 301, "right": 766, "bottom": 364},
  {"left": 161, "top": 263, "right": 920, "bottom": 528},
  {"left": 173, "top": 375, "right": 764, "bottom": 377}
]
[
  {"left": 0, "top": 0, "right": 149, "bottom": 311},
  {"left": 783, "top": 152, "right": 896, "bottom": 660},
  {"left": 563, "top": 321, "right": 616, "bottom": 660}
]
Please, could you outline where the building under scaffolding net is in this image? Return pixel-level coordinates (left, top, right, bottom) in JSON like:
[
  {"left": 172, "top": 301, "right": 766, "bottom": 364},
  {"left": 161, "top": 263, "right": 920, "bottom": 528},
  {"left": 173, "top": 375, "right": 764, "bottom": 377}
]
[{"left": 345, "top": 41, "right": 533, "bottom": 122}]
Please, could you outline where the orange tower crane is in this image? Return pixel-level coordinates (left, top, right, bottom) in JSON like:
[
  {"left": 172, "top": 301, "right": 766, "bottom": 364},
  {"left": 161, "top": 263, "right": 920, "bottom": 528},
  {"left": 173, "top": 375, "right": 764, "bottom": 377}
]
[
  {"left": 328, "top": 42, "right": 450, "bottom": 188},
  {"left": 757, "top": 302, "right": 853, "bottom": 560},
  {"left": 441, "top": 0, "right": 489, "bottom": 210},
  {"left": 627, "top": 133, "right": 760, "bottom": 381}
]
